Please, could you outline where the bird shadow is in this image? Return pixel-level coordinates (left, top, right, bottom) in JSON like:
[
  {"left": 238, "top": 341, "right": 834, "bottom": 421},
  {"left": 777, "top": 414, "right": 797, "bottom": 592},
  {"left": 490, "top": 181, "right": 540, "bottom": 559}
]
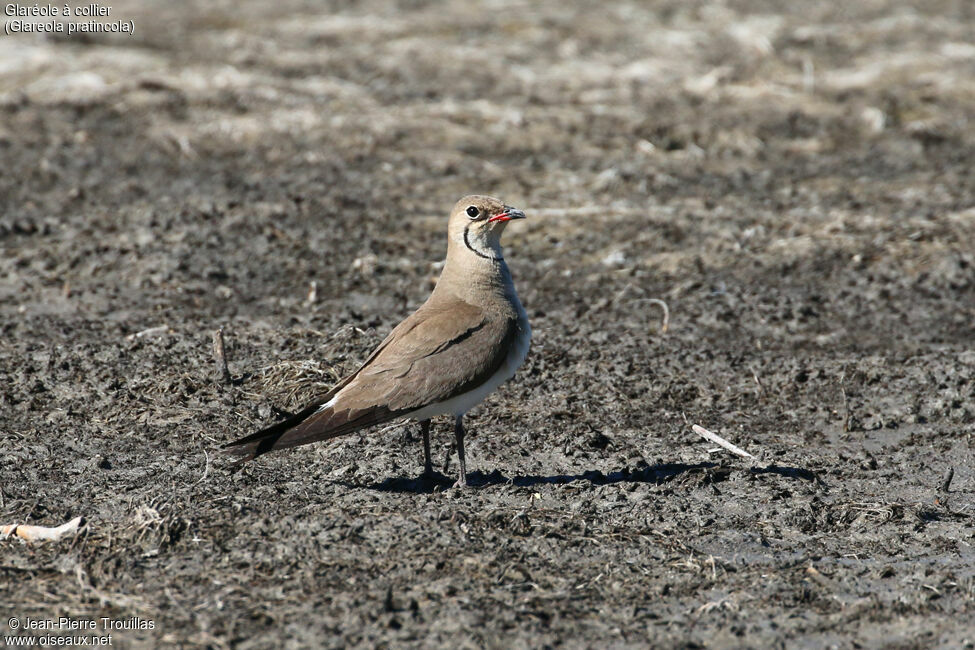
[{"left": 365, "top": 462, "right": 821, "bottom": 494}]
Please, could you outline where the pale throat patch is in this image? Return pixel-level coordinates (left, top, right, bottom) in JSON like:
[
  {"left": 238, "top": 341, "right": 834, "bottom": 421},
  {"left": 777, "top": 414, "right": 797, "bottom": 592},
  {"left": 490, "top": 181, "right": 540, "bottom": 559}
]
[{"left": 462, "top": 225, "right": 504, "bottom": 261}]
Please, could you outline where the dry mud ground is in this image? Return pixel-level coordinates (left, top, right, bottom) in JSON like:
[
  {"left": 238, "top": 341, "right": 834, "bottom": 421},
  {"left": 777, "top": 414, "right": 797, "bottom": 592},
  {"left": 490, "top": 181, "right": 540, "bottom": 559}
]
[{"left": 1, "top": 0, "right": 975, "bottom": 647}]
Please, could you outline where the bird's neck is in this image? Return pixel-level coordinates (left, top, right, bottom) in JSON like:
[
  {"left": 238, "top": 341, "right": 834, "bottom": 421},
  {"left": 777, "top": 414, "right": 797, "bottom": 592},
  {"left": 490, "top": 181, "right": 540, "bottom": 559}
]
[{"left": 438, "top": 244, "right": 516, "bottom": 307}]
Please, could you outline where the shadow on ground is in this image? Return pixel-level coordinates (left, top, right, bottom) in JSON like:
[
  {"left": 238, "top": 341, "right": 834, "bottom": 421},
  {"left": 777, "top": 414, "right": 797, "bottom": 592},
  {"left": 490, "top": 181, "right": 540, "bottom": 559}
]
[{"left": 367, "top": 462, "right": 821, "bottom": 493}]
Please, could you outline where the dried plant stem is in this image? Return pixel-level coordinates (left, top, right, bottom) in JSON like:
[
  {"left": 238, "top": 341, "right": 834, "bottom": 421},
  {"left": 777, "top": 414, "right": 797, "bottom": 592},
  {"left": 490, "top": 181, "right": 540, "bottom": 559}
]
[
  {"left": 212, "top": 327, "right": 232, "bottom": 384},
  {"left": 691, "top": 424, "right": 755, "bottom": 460}
]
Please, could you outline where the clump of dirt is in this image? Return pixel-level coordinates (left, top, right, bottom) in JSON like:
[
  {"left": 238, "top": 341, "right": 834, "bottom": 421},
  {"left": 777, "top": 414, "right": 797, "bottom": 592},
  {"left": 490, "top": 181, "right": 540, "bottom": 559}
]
[{"left": 1, "top": 0, "right": 973, "bottom": 647}]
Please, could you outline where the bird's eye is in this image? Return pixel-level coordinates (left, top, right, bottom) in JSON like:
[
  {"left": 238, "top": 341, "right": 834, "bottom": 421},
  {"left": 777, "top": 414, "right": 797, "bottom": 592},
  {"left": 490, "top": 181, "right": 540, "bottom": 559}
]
[{"left": 466, "top": 206, "right": 479, "bottom": 219}]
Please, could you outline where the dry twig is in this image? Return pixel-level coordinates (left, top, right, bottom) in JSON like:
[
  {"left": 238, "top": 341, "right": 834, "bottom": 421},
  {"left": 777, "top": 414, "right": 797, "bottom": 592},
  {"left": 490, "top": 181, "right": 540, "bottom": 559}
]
[
  {"left": 691, "top": 424, "right": 756, "bottom": 460},
  {"left": 633, "top": 298, "right": 670, "bottom": 333},
  {"left": 608, "top": 284, "right": 670, "bottom": 333},
  {"left": 212, "top": 327, "right": 232, "bottom": 384},
  {"left": 125, "top": 325, "right": 170, "bottom": 341}
]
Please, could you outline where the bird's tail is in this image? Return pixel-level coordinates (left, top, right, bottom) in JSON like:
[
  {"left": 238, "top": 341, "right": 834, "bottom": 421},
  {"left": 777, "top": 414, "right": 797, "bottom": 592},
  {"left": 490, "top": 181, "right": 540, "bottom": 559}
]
[
  {"left": 223, "top": 401, "right": 329, "bottom": 466},
  {"left": 223, "top": 398, "right": 402, "bottom": 468}
]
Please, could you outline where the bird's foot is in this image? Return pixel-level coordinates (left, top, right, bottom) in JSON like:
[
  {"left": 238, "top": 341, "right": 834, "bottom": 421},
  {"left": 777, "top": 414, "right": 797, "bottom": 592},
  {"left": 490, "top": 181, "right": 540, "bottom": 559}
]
[{"left": 451, "top": 477, "right": 468, "bottom": 489}]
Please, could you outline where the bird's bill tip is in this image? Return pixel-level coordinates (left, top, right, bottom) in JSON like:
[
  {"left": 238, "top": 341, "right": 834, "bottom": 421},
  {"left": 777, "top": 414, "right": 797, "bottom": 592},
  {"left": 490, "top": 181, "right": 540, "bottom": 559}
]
[{"left": 488, "top": 207, "right": 526, "bottom": 223}]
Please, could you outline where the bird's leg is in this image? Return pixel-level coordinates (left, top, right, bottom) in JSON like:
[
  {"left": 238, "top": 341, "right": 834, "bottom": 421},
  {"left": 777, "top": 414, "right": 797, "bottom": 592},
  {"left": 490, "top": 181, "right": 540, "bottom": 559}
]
[
  {"left": 453, "top": 415, "right": 467, "bottom": 488},
  {"left": 419, "top": 419, "right": 433, "bottom": 479}
]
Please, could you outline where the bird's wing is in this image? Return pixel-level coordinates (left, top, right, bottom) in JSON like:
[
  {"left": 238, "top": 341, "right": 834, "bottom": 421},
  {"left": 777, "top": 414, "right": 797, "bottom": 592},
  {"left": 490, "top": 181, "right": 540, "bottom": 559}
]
[
  {"left": 224, "top": 297, "right": 518, "bottom": 460},
  {"left": 342, "top": 300, "right": 519, "bottom": 412}
]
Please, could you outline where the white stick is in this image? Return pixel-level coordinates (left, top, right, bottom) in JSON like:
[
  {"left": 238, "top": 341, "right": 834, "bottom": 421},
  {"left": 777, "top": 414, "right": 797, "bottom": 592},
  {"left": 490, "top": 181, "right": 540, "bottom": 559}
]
[
  {"left": 691, "top": 424, "right": 755, "bottom": 459},
  {"left": 125, "top": 325, "right": 170, "bottom": 341},
  {"left": 1, "top": 516, "right": 85, "bottom": 543},
  {"left": 638, "top": 298, "right": 669, "bottom": 333}
]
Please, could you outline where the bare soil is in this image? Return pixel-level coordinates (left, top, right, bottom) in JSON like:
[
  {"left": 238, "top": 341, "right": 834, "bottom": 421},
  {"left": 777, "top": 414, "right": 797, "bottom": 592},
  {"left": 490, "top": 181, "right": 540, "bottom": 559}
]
[{"left": 1, "top": 0, "right": 974, "bottom": 647}]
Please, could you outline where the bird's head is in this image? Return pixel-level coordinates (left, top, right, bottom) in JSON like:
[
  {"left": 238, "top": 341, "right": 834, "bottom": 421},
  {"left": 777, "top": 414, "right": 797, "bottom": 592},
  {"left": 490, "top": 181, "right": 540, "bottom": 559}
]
[{"left": 448, "top": 195, "right": 526, "bottom": 261}]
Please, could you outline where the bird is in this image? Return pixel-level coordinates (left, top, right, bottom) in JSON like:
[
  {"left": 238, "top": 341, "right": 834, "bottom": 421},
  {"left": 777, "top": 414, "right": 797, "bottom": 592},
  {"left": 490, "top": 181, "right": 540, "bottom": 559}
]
[{"left": 225, "top": 195, "right": 531, "bottom": 487}]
